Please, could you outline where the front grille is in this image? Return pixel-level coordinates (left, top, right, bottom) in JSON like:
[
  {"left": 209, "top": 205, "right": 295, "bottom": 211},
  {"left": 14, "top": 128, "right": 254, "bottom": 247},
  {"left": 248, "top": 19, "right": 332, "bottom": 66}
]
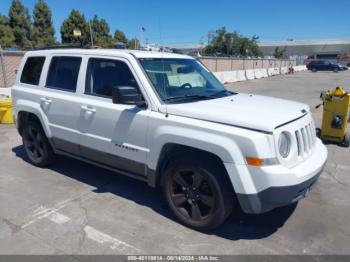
[{"left": 295, "top": 121, "right": 316, "bottom": 157}]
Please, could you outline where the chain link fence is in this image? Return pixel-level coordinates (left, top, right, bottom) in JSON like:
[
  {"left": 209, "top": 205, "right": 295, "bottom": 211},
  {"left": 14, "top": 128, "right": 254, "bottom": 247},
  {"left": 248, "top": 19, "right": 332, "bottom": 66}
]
[
  {"left": 198, "top": 56, "right": 297, "bottom": 72},
  {"left": 0, "top": 50, "right": 25, "bottom": 88}
]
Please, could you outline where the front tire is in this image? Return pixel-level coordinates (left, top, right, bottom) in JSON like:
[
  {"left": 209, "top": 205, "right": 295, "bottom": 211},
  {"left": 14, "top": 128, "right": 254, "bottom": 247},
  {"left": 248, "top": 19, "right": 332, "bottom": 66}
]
[
  {"left": 333, "top": 68, "right": 339, "bottom": 72},
  {"left": 22, "top": 121, "right": 55, "bottom": 167},
  {"left": 163, "top": 155, "right": 235, "bottom": 230}
]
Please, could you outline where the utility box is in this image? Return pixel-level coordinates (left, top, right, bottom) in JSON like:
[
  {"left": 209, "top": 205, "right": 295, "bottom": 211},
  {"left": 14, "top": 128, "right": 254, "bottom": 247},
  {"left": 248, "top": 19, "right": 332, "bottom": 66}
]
[
  {"left": 320, "top": 87, "right": 350, "bottom": 147},
  {"left": 0, "top": 98, "right": 13, "bottom": 124}
]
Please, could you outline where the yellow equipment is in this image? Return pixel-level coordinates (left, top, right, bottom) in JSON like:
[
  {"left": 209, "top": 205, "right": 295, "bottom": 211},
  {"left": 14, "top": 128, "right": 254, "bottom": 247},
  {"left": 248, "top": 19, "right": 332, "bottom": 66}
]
[
  {"left": 318, "top": 87, "right": 350, "bottom": 147},
  {"left": 0, "top": 98, "right": 14, "bottom": 124}
]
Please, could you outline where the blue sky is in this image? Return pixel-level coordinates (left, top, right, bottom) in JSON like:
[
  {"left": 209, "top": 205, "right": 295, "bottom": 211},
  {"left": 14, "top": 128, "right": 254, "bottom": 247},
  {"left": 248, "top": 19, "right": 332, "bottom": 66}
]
[{"left": 1, "top": 0, "right": 350, "bottom": 45}]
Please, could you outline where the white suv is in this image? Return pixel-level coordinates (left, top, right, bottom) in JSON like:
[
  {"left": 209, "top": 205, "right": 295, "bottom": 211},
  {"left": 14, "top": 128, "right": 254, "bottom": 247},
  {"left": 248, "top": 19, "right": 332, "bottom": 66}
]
[{"left": 12, "top": 49, "right": 327, "bottom": 230}]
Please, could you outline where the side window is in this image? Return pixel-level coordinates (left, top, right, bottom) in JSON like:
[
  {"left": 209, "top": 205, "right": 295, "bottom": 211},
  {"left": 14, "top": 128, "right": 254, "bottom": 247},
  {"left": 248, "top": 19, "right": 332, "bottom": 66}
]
[
  {"left": 85, "top": 58, "right": 139, "bottom": 98},
  {"left": 46, "top": 56, "right": 82, "bottom": 92},
  {"left": 20, "top": 56, "right": 46, "bottom": 85}
]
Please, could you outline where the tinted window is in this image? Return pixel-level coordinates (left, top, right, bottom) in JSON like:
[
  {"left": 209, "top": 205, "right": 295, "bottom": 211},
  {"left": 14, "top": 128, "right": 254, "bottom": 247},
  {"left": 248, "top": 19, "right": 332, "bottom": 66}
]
[
  {"left": 46, "top": 56, "right": 82, "bottom": 92},
  {"left": 85, "top": 58, "right": 138, "bottom": 97},
  {"left": 20, "top": 57, "right": 45, "bottom": 85}
]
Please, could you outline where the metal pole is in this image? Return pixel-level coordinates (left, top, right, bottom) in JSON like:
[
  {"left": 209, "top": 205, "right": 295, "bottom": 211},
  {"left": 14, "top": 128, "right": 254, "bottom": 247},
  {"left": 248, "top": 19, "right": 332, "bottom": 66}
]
[
  {"left": 88, "top": 21, "right": 94, "bottom": 47},
  {"left": 0, "top": 45, "right": 8, "bottom": 88}
]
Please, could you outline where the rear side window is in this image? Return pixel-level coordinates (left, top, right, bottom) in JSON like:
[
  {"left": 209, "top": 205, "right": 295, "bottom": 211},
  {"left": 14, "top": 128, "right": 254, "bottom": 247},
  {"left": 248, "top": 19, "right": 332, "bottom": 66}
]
[
  {"left": 20, "top": 57, "right": 45, "bottom": 85},
  {"left": 46, "top": 56, "right": 82, "bottom": 92}
]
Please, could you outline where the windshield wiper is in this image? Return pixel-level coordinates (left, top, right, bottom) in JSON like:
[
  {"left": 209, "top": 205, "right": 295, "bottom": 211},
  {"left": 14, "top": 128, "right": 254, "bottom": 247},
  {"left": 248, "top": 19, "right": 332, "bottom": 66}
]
[
  {"left": 163, "top": 94, "right": 211, "bottom": 102},
  {"left": 209, "top": 90, "right": 234, "bottom": 97}
]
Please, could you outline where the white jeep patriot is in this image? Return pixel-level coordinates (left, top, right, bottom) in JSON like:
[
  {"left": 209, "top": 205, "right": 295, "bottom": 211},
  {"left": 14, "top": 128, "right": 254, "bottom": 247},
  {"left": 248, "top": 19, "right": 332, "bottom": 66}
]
[{"left": 12, "top": 49, "right": 328, "bottom": 230}]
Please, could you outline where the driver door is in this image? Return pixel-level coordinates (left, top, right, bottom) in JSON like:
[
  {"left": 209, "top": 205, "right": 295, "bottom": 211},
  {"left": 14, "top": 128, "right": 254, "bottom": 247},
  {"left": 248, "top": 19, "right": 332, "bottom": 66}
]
[{"left": 77, "top": 56, "right": 150, "bottom": 177}]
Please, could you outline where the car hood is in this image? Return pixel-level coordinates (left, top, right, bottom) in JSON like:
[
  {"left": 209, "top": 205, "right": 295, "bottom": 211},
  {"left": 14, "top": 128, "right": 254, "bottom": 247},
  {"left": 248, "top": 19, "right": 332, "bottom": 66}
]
[{"left": 165, "top": 93, "right": 309, "bottom": 133}]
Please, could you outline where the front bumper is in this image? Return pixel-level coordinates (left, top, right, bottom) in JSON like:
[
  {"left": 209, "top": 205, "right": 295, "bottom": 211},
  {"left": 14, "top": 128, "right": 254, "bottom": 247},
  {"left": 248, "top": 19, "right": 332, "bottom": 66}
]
[
  {"left": 236, "top": 164, "right": 324, "bottom": 214},
  {"left": 232, "top": 138, "right": 327, "bottom": 214}
]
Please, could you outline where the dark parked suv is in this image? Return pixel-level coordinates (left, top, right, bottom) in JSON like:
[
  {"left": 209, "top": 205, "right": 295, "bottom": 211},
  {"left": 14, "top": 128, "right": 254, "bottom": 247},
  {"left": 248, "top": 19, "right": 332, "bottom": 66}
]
[{"left": 307, "top": 60, "right": 345, "bottom": 72}]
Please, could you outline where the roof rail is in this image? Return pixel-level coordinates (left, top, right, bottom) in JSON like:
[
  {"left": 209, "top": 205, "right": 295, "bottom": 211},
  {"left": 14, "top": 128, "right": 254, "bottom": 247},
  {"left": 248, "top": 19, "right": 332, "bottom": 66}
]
[{"left": 33, "top": 44, "right": 101, "bottom": 50}]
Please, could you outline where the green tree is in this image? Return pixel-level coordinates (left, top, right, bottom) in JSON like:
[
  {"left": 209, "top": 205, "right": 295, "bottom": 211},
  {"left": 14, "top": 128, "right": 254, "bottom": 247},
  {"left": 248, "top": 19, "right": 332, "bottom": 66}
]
[
  {"left": 0, "top": 14, "right": 15, "bottom": 48},
  {"left": 114, "top": 29, "right": 127, "bottom": 44},
  {"left": 273, "top": 47, "right": 286, "bottom": 59},
  {"left": 8, "top": 0, "right": 32, "bottom": 49},
  {"left": 90, "top": 15, "right": 113, "bottom": 47},
  {"left": 60, "top": 9, "right": 89, "bottom": 46},
  {"left": 203, "top": 27, "right": 262, "bottom": 57},
  {"left": 31, "top": 0, "right": 55, "bottom": 47},
  {"left": 249, "top": 35, "right": 263, "bottom": 57},
  {"left": 127, "top": 37, "right": 139, "bottom": 49}
]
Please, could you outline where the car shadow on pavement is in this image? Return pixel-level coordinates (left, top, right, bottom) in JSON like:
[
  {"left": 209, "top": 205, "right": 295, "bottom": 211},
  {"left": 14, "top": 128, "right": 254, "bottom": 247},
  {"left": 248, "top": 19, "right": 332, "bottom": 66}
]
[{"left": 12, "top": 145, "right": 297, "bottom": 241}]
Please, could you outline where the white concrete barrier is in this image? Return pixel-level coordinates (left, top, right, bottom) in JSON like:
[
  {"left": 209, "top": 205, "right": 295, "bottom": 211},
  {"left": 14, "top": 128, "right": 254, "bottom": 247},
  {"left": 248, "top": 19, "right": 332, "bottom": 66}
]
[
  {"left": 299, "top": 65, "right": 307, "bottom": 71},
  {"left": 245, "top": 69, "right": 255, "bottom": 80},
  {"left": 261, "top": 69, "right": 268, "bottom": 78},
  {"left": 281, "top": 67, "right": 288, "bottom": 74},
  {"left": 226, "top": 71, "right": 238, "bottom": 83},
  {"left": 213, "top": 72, "right": 225, "bottom": 83},
  {"left": 267, "top": 68, "right": 275, "bottom": 76},
  {"left": 293, "top": 65, "right": 307, "bottom": 72},
  {"left": 273, "top": 67, "right": 280, "bottom": 75},
  {"left": 0, "top": 88, "right": 11, "bottom": 98},
  {"left": 213, "top": 66, "right": 305, "bottom": 84},
  {"left": 254, "top": 69, "right": 263, "bottom": 79},
  {"left": 213, "top": 71, "right": 238, "bottom": 84},
  {"left": 236, "top": 70, "right": 247, "bottom": 81}
]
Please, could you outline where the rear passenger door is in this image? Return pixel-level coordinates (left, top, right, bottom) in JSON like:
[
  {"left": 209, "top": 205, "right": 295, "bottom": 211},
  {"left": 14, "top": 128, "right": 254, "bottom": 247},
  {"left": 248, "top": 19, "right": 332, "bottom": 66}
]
[
  {"left": 41, "top": 55, "right": 83, "bottom": 155},
  {"left": 77, "top": 56, "right": 150, "bottom": 177},
  {"left": 317, "top": 61, "right": 326, "bottom": 70}
]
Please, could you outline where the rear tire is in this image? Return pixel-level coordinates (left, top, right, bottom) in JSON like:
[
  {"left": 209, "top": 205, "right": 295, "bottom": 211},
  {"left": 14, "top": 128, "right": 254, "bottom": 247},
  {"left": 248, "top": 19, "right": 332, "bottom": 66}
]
[
  {"left": 311, "top": 68, "right": 317, "bottom": 72},
  {"left": 22, "top": 121, "right": 55, "bottom": 167},
  {"left": 162, "top": 154, "right": 235, "bottom": 230}
]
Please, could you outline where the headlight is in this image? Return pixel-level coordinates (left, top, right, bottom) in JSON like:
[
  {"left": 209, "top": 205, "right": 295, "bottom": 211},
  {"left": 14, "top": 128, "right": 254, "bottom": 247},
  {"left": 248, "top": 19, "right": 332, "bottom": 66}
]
[{"left": 278, "top": 132, "right": 291, "bottom": 158}]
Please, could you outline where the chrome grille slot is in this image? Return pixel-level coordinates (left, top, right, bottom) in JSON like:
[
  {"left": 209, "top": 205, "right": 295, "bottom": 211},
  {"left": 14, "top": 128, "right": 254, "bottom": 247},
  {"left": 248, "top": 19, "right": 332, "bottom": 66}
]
[
  {"left": 305, "top": 124, "right": 312, "bottom": 152},
  {"left": 293, "top": 120, "right": 316, "bottom": 158},
  {"left": 301, "top": 127, "right": 308, "bottom": 154},
  {"left": 295, "top": 130, "right": 301, "bottom": 156}
]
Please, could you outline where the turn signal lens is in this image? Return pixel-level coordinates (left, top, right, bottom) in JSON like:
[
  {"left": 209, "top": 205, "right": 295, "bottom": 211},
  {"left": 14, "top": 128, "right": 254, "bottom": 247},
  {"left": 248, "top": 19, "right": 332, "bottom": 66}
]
[
  {"left": 245, "top": 157, "right": 279, "bottom": 166},
  {"left": 246, "top": 157, "right": 264, "bottom": 166}
]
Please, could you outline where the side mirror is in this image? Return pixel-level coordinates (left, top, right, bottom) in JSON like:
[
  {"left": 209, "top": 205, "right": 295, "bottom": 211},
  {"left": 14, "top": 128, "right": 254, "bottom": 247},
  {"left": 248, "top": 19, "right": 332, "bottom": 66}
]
[{"left": 112, "top": 86, "right": 146, "bottom": 107}]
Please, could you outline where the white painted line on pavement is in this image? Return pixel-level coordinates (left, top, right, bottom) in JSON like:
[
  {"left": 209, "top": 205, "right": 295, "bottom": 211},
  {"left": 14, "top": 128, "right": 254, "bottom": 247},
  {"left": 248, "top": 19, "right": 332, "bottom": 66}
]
[
  {"left": 21, "top": 200, "right": 72, "bottom": 228},
  {"left": 47, "top": 211, "right": 71, "bottom": 225},
  {"left": 84, "top": 225, "right": 140, "bottom": 252}
]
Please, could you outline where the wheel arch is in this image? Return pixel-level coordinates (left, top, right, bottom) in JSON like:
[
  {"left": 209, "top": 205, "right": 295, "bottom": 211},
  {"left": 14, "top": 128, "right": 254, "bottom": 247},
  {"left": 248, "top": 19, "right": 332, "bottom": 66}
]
[
  {"left": 148, "top": 142, "right": 236, "bottom": 194},
  {"left": 15, "top": 100, "right": 51, "bottom": 138}
]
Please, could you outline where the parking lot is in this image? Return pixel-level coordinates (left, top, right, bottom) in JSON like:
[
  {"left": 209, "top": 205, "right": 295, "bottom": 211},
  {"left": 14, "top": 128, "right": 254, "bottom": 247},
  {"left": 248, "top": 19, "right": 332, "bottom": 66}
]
[{"left": 0, "top": 70, "right": 349, "bottom": 255}]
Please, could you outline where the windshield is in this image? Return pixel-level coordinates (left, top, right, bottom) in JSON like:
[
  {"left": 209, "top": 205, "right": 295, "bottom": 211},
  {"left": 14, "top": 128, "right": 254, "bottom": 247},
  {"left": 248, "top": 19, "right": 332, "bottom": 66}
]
[{"left": 139, "top": 58, "right": 234, "bottom": 103}]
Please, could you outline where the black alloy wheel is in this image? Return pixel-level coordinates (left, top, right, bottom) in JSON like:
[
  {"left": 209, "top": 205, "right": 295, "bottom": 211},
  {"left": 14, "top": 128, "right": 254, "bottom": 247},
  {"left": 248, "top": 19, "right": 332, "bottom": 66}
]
[
  {"left": 170, "top": 168, "right": 216, "bottom": 221},
  {"left": 23, "top": 121, "right": 55, "bottom": 167},
  {"left": 163, "top": 155, "right": 235, "bottom": 230}
]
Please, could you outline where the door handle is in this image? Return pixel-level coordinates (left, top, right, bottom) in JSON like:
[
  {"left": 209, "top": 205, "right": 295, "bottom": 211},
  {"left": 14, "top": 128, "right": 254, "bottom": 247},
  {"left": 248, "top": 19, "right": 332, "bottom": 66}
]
[
  {"left": 81, "top": 105, "right": 96, "bottom": 113},
  {"left": 40, "top": 97, "right": 52, "bottom": 104}
]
